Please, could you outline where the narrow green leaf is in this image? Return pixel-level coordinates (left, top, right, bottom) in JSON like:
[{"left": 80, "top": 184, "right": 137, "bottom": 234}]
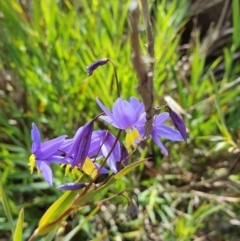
[
  {"left": 114, "top": 159, "right": 146, "bottom": 180},
  {"left": 0, "top": 180, "right": 15, "bottom": 235},
  {"left": 38, "top": 190, "right": 78, "bottom": 235},
  {"left": 162, "top": 204, "right": 175, "bottom": 219},
  {"left": 192, "top": 203, "right": 225, "bottom": 224},
  {"left": 91, "top": 231, "right": 108, "bottom": 241},
  {"left": 43, "top": 226, "right": 59, "bottom": 241},
  {"left": 13, "top": 208, "right": 24, "bottom": 241},
  {"left": 232, "top": 0, "right": 240, "bottom": 46},
  {"left": 72, "top": 175, "right": 118, "bottom": 208},
  {"left": 62, "top": 206, "right": 100, "bottom": 241},
  {"left": 157, "top": 209, "right": 171, "bottom": 228},
  {"left": 9, "top": 0, "right": 23, "bottom": 13}
]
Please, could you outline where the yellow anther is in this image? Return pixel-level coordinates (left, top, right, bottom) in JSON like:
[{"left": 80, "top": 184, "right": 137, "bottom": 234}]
[
  {"left": 64, "top": 164, "right": 71, "bottom": 176},
  {"left": 72, "top": 166, "right": 79, "bottom": 178},
  {"left": 125, "top": 128, "right": 141, "bottom": 150},
  {"left": 28, "top": 154, "right": 36, "bottom": 174},
  {"left": 62, "top": 164, "right": 79, "bottom": 177},
  {"left": 132, "top": 128, "right": 141, "bottom": 141},
  {"left": 37, "top": 167, "right": 41, "bottom": 177}
]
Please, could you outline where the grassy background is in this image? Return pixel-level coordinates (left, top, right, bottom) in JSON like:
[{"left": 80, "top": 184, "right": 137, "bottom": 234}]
[{"left": 0, "top": 0, "right": 240, "bottom": 240}]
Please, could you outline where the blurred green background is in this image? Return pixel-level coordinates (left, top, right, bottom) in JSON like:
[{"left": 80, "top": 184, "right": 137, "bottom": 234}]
[{"left": 1, "top": 0, "right": 240, "bottom": 240}]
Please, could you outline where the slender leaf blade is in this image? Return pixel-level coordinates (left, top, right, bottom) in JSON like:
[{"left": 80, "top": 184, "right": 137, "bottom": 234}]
[{"left": 13, "top": 208, "right": 24, "bottom": 241}]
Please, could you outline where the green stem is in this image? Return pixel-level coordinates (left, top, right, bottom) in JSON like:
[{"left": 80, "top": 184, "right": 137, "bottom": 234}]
[{"left": 108, "top": 58, "right": 121, "bottom": 98}]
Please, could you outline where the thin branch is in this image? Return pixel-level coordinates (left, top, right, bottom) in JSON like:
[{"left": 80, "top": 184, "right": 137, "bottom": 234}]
[
  {"left": 191, "top": 190, "right": 240, "bottom": 203},
  {"left": 129, "top": 0, "right": 155, "bottom": 136},
  {"left": 165, "top": 153, "right": 240, "bottom": 194},
  {"left": 141, "top": 0, "right": 154, "bottom": 72},
  {"left": 129, "top": 0, "right": 147, "bottom": 84}
]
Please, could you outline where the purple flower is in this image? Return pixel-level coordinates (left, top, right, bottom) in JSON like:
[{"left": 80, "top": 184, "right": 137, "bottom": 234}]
[
  {"left": 60, "top": 126, "right": 109, "bottom": 177},
  {"left": 169, "top": 109, "right": 187, "bottom": 142},
  {"left": 64, "top": 121, "right": 93, "bottom": 168},
  {"left": 89, "top": 130, "right": 121, "bottom": 173},
  {"left": 94, "top": 163, "right": 109, "bottom": 174},
  {"left": 29, "top": 123, "right": 67, "bottom": 185},
  {"left": 137, "top": 113, "right": 184, "bottom": 156},
  {"left": 116, "top": 145, "right": 129, "bottom": 172},
  {"left": 86, "top": 58, "right": 109, "bottom": 76},
  {"left": 57, "top": 182, "right": 86, "bottom": 190},
  {"left": 96, "top": 97, "right": 145, "bottom": 149},
  {"left": 127, "top": 199, "right": 138, "bottom": 218}
]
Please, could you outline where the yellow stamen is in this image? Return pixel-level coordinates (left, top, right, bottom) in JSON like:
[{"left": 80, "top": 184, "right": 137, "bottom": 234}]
[
  {"left": 125, "top": 128, "right": 141, "bottom": 150},
  {"left": 64, "top": 164, "right": 71, "bottom": 176},
  {"left": 62, "top": 164, "right": 79, "bottom": 178},
  {"left": 28, "top": 154, "right": 36, "bottom": 174},
  {"left": 37, "top": 167, "right": 41, "bottom": 177},
  {"left": 72, "top": 166, "right": 79, "bottom": 178}
]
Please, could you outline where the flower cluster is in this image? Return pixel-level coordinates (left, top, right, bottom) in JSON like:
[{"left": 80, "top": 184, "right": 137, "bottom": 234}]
[
  {"left": 28, "top": 59, "right": 187, "bottom": 189},
  {"left": 29, "top": 96, "right": 187, "bottom": 189}
]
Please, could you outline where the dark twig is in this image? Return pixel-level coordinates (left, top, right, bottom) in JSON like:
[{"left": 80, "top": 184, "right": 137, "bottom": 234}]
[
  {"left": 129, "top": 0, "right": 155, "bottom": 136},
  {"left": 141, "top": 0, "right": 154, "bottom": 72},
  {"left": 167, "top": 153, "right": 240, "bottom": 193},
  {"left": 200, "top": 0, "right": 231, "bottom": 55}
]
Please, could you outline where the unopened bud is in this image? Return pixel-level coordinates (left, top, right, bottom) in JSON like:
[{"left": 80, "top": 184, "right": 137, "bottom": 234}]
[
  {"left": 86, "top": 58, "right": 109, "bottom": 76},
  {"left": 169, "top": 109, "right": 187, "bottom": 142}
]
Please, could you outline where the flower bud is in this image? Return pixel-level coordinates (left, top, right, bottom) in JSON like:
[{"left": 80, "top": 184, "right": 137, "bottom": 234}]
[
  {"left": 169, "top": 109, "right": 187, "bottom": 142},
  {"left": 86, "top": 58, "right": 109, "bottom": 76},
  {"left": 57, "top": 182, "right": 86, "bottom": 190}
]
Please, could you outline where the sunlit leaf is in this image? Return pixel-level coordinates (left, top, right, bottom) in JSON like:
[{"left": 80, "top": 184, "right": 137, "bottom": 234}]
[
  {"left": 9, "top": 0, "right": 23, "bottom": 13},
  {"left": 0, "top": 180, "right": 15, "bottom": 235},
  {"left": 38, "top": 190, "right": 78, "bottom": 235},
  {"left": 114, "top": 159, "right": 146, "bottom": 180},
  {"left": 62, "top": 206, "right": 100, "bottom": 241},
  {"left": 13, "top": 208, "right": 24, "bottom": 241},
  {"left": 91, "top": 231, "right": 109, "bottom": 241}
]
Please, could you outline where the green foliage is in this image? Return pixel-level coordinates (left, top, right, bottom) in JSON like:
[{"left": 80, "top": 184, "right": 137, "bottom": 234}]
[
  {"left": 13, "top": 208, "right": 24, "bottom": 241},
  {"left": 0, "top": 0, "right": 240, "bottom": 240},
  {"left": 61, "top": 206, "right": 100, "bottom": 241},
  {"left": 174, "top": 202, "right": 225, "bottom": 241},
  {"left": 0, "top": 180, "right": 15, "bottom": 235},
  {"left": 38, "top": 190, "right": 78, "bottom": 235}
]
